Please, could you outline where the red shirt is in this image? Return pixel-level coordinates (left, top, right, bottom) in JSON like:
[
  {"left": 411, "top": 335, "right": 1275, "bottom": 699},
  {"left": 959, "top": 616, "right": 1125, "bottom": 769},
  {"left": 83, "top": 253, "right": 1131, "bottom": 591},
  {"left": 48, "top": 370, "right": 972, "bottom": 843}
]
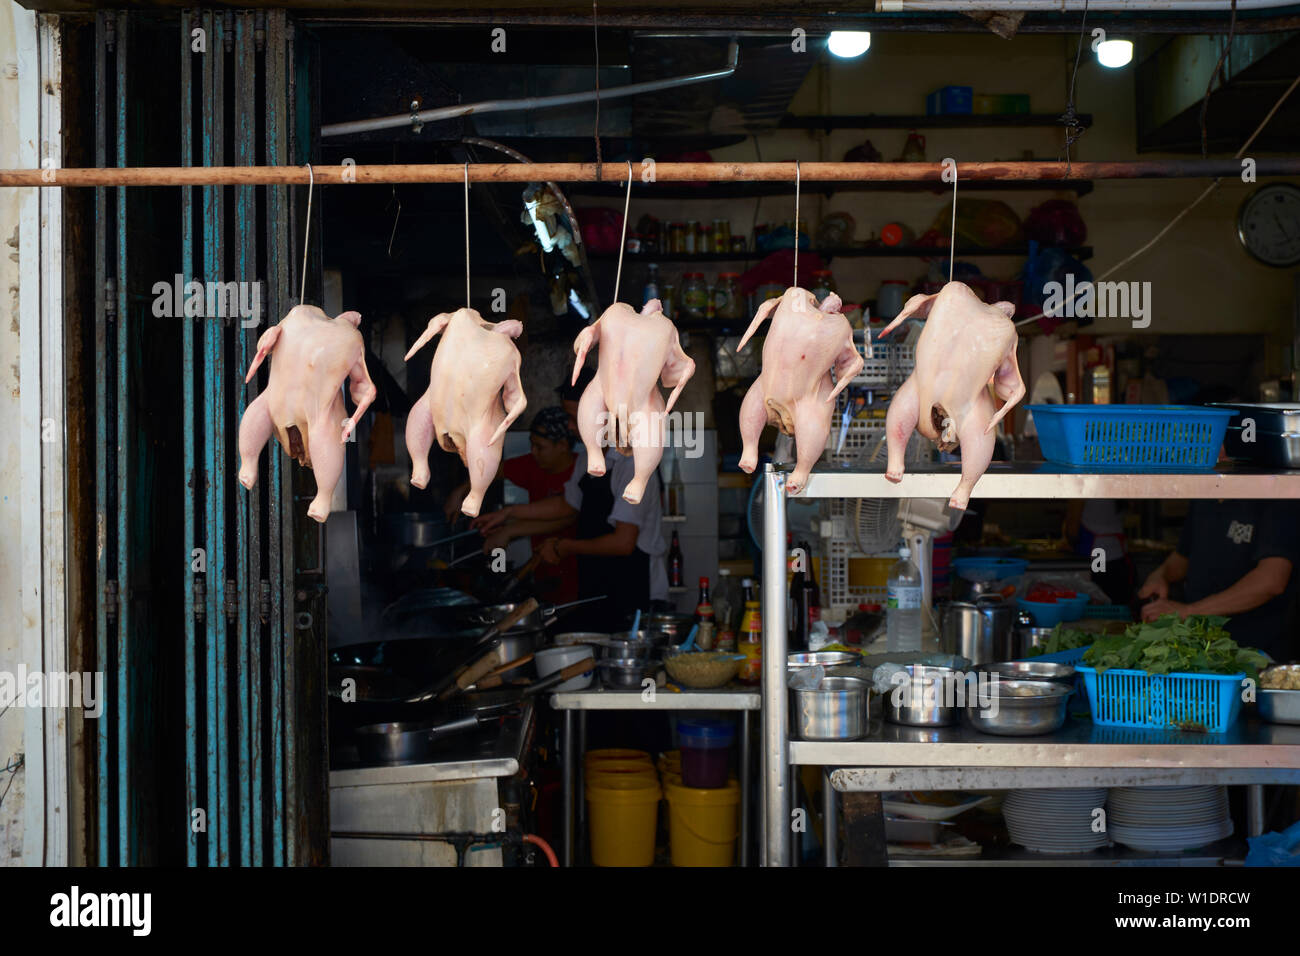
[{"left": 503, "top": 454, "right": 578, "bottom": 604}]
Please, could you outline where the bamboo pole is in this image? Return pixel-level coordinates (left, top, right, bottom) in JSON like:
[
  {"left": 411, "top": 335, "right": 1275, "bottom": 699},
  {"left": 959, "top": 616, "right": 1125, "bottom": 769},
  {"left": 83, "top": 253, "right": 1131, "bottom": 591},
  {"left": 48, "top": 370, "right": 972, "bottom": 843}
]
[{"left": 2, "top": 158, "right": 1299, "bottom": 187}]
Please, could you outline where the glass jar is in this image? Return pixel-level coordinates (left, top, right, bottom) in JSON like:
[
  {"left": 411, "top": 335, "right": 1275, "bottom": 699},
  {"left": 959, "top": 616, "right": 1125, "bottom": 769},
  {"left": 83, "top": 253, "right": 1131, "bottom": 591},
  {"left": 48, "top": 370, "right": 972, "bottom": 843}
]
[
  {"left": 711, "top": 219, "right": 731, "bottom": 253},
  {"left": 667, "top": 222, "right": 686, "bottom": 254},
  {"left": 660, "top": 283, "right": 676, "bottom": 320},
  {"left": 715, "top": 272, "right": 743, "bottom": 322},
  {"left": 681, "top": 273, "right": 708, "bottom": 322},
  {"left": 684, "top": 220, "right": 700, "bottom": 255},
  {"left": 810, "top": 269, "right": 836, "bottom": 305}
]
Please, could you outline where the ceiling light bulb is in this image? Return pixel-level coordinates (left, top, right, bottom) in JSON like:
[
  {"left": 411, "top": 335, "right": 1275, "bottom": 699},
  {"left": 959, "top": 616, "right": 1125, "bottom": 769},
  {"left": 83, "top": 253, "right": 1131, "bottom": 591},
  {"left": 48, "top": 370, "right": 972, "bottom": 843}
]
[
  {"left": 1096, "top": 39, "right": 1133, "bottom": 69},
  {"left": 828, "top": 31, "right": 871, "bottom": 59}
]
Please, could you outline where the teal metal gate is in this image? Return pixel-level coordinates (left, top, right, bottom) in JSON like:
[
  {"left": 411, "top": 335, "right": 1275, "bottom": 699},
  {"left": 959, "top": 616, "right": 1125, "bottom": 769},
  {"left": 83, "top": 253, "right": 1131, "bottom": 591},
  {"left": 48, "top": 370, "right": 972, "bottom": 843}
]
[{"left": 93, "top": 9, "right": 328, "bottom": 866}]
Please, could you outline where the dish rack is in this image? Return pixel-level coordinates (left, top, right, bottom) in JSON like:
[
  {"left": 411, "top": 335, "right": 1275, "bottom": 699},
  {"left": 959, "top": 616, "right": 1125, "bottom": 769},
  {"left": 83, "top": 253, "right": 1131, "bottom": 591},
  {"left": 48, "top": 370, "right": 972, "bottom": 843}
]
[
  {"left": 1074, "top": 665, "right": 1245, "bottom": 733},
  {"left": 818, "top": 339, "right": 918, "bottom": 612}
]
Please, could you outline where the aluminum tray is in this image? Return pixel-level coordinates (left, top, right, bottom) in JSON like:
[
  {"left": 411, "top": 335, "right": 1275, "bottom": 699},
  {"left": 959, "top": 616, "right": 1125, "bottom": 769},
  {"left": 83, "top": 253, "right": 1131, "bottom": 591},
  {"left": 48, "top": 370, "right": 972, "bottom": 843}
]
[
  {"left": 1209, "top": 403, "right": 1300, "bottom": 469},
  {"left": 1258, "top": 689, "right": 1300, "bottom": 725}
]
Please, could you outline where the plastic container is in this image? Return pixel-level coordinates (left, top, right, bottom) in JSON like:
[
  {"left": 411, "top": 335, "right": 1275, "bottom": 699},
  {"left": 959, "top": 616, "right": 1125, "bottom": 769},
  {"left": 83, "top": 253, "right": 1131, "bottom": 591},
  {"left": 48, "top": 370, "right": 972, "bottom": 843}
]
[
  {"left": 1026, "top": 404, "right": 1234, "bottom": 471},
  {"left": 677, "top": 719, "right": 734, "bottom": 789},
  {"left": 1016, "top": 597, "right": 1084, "bottom": 627},
  {"left": 886, "top": 547, "right": 923, "bottom": 652},
  {"left": 586, "top": 760, "right": 659, "bottom": 785},
  {"left": 534, "top": 645, "right": 596, "bottom": 691},
  {"left": 1075, "top": 665, "right": 1245, "bottom": 733},
  {"left": 586, "top": 775, "right": 662, "bottom": 867},
  {"left": 585, "top": 748, "right": 651, "bottom": 766},
  {"left": 664, "top": 777, "right": 741, "bottom": 867}
]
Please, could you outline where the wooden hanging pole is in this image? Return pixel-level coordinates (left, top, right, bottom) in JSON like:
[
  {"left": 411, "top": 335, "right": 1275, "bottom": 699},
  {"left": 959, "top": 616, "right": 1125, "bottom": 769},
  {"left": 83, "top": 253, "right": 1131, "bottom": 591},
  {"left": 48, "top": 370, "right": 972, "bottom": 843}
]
[{"left": 3, "top": 158, "right": 1300, "bottom": 187}]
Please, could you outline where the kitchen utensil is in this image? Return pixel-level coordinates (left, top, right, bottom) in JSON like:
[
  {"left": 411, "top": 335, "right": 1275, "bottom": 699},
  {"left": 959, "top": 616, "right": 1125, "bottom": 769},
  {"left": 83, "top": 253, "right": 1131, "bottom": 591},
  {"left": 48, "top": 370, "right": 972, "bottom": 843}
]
[
  {"left": 679, "top": 624, "right": 700, "bottom": 652},
  {"left": 664, "top": 650, "right": 742, "bottom": 688},
  {"left": 471, "top": 653, "right": 536, "bottom": 691},
  {"left": 354, "top": 714, "right": 486, "bottom": 764},
  {"left": 791, "top": 676, "right": 870, "bottom": 740},
  {"left": 1258, "top": 689, "right": 1300, "bottom": 724},
  {"left": 534, "top": 645, "right": 596, "bottom": 692},
  {"left": 441, "top": 646, "right": 505, "bottom": 700},
  {"left": 601, "top": 638, "right": 659, "bottom": 660},
  {"left": 497, "top": 553, "right": 543, "bottom": 600},
  {"left": 962, "top": 678, "right": 1071, "bottom": 736},
  {"left": 1012, "top": 626, "right": 1057, "bottom": 658},
  {"left": 628, "top": 609, "right": 642, "bottom": 640},
  {"left": 598, "top": 658, "right": 659, "bottom": 690},
  {"left": 939, "top": 599, "right": 1013, "bottom": 665},
  {"left": 1002, "top": 788, "right": 1110, "bottom": 854},
  {"left": 975, "top": 660, "right": 1075, "bottom": 685},
  {"left": 883, "top": 665, "right": 961, "bottom": 727},
  {"left": 402, "top": 598, "right": 540, "bottom": 703},
  {"left": 1208, "top": 402, "right": 1300, "bottom": 468},
  {"left": 788, "top": 651, "right": 859, "bottom": 670}
]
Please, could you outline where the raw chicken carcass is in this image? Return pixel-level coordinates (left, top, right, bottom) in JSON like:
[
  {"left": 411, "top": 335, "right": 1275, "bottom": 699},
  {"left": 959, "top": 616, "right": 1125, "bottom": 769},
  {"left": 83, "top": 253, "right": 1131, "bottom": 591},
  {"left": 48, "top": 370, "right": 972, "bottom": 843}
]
[
  {"left": 736, "top": 287, "right": 865, "bottom": 495},
  {"left": 571, "top": 299, "right": 695, "bottom": 505},
  {"left": 237, "top": 305, "right": 377, "bottom": 523},
  {"left": 880, "top": 281, "right": 1026, "bottom": 511},
  {"left": 405, "top": 308, "right": 527, "bottom": 517}
]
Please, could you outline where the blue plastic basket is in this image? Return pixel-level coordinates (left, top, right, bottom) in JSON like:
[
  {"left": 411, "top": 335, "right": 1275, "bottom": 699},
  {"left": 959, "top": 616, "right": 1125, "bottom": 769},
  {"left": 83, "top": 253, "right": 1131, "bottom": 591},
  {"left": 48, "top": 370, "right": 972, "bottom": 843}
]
[
  {"left": 1075, "top": 665, "right": 1245, "bottom": 733},
  {"left": 1027, "top": 405, "right": 1234, "bottom": 471}
]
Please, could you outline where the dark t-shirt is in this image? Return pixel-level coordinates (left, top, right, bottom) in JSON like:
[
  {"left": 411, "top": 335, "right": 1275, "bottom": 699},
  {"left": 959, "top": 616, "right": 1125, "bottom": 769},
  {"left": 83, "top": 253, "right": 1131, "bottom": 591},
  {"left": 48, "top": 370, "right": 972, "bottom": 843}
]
[{"left": 1178, "top": 499, "right": 1300, "bottom": 661}]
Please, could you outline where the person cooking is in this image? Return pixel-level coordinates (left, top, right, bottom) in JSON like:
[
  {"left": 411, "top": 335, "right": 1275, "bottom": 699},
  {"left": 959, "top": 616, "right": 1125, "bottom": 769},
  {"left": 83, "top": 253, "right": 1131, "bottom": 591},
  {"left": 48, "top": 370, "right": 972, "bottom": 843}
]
[
  {"left": 1138, "top": 498, "right": 1300, "bottom": 661},
  {"left": 445, "top": 406, "right": 580, "bottom": 603},
  {"left": 474, "top": 436, "right": 668, "bottom": 632}
]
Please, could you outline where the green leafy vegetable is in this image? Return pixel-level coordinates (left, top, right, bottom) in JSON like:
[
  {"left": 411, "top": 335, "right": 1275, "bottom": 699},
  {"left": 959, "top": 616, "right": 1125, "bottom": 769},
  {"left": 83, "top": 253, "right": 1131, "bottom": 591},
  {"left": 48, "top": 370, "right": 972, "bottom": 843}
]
[
  {"left": 1026, "top": 624, "right": 1093, "bottom": 657},
  {"left": 1081, "top": 615, "right": 1268, "bottom": 682}
]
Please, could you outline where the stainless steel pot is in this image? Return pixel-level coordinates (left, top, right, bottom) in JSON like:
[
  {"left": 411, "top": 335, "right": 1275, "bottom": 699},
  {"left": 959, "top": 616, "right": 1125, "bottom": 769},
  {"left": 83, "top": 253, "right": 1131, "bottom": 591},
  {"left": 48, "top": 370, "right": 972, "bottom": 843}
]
[
  {"left": 940, "top": 597, "right": 1014, "bottom": 665},
  {"left": 790, "top": 676, "right": 869, "bottom": 740},
  {"left": 1012, "top": 626, "right": 1057, "bottom": 659},
  {"left": 882, "top": 665, "right": 961, "bottom": 727}
]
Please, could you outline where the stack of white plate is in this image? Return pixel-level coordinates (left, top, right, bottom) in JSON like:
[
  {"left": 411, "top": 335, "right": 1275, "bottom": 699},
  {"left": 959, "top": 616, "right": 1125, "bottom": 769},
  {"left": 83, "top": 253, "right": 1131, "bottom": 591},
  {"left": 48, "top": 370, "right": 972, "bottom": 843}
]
[
  {"left": 1108, "top": 786, "right": 1233, "bottom": 852},
  {"left": 1002, "top": 788, "right": 1110, "bottom": 853}
]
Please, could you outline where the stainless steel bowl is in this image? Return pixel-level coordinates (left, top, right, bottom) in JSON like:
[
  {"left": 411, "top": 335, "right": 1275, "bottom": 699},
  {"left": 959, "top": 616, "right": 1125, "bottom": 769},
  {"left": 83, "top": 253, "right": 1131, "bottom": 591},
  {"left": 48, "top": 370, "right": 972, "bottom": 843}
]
[
  {"left": 600, "top": 638, "right": 659, "bottom": 660},
  {"left": 963, "top": 678, "right": 1071, "bottom": 736},
  {"left": 1012, "top": 626, "right": 1057, "bottom": 658},
  {"left": 882, "top": 665, "right": 962, "bottom": 727},
  {"left": 598, "top": 658, "right": 658, "bottom": 690},
  {"left": 976, "top": 660, "right": 1076, "bottom": 685},
  {"left": 1257, "top": 689, "right": 1300, "bottom": 725},
  {"left": 788, "top": 651, "right": 859, "bottom": 670},
  {"left": 790, "top": 676, "right": 870, "bottom": 741}
]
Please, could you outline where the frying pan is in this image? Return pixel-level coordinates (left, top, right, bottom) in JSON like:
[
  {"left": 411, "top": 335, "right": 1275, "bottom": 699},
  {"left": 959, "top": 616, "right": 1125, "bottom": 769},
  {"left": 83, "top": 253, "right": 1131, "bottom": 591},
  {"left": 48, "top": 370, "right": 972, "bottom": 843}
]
[
  {"left": 400, "top": 598, "right": 541, "bottom": 703},
  {"left": 353, "top": 658, "right": 595, "bottom": 763}
]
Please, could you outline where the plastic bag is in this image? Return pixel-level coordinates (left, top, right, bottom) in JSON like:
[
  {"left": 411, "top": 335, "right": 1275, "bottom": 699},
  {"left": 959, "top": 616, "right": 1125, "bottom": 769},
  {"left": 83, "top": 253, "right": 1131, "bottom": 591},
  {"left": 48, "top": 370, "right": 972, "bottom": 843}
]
[
  {"left": 789, "top": 665, "right": 826, "bottom": 691},
  {"left": 1245, "top": 818, "right": 1300, "bottom": 866},
  {"left": 927, "top": 199, "right": 1023, "bottom": 249},
  {"left": 872, "top": 662, "right": 910, "bottom": 694}
]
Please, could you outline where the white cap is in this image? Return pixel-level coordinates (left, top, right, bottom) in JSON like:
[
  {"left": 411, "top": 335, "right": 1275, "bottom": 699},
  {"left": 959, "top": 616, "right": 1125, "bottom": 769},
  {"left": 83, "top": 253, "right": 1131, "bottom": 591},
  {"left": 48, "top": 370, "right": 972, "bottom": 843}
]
[
  {"left": 900, "top": 546, "right": 911, "bottom": 559},
  {"left": 719, "top": 568, "right": 732, "bottom": 577}
]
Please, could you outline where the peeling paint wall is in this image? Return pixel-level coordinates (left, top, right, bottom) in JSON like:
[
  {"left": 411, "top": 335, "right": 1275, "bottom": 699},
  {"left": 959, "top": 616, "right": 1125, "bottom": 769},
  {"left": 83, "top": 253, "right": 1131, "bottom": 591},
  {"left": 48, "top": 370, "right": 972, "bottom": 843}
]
[{"left": 0, "top": 0, "right": 34, "bottom": 864}]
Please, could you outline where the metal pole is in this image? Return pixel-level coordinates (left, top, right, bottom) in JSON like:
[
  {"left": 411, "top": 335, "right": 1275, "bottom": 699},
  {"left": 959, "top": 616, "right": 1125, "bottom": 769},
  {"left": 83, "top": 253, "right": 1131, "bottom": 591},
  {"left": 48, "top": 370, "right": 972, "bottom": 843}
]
[
  {"left": 6, "top": 158, "right": 1300, "bottom": 187},
  {"left": 1246, "top": 784, "right": 1266, "bottom": 837},
  {"left": 761, "top": 464, "right": 789, "bottom": 867},
  {"left": 562, "top": 709, "right": 575, "bottom": 867},
  {"left": 823, "top": 768, "right": 838, "bottom": 867},
  {"left": 739, "top": 709, "right": 751, "bottom": 867}
]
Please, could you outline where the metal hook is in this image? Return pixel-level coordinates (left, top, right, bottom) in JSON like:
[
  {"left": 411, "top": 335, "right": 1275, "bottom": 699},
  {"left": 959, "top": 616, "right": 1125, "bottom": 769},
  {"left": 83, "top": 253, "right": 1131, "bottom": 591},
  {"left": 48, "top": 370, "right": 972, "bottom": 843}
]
[
  {"left": 613, "top": 160, "right": 633, "bottom": 305},
  {"left": 300, "top": 163, "right": 314, "bottom": 305},
  {"left": 948, "top": 160, "right": 958, "bottom": 284},
  {"left": 464, "top": 162, "right": 471, "bottom": 310}
]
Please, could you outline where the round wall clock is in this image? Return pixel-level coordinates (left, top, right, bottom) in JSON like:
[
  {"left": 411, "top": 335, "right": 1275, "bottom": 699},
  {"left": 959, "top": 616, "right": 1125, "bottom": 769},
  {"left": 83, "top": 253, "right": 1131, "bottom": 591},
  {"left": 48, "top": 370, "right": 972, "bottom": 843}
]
[{"left": 1237, "top": 183, "right": 1300, "bottom": 268}]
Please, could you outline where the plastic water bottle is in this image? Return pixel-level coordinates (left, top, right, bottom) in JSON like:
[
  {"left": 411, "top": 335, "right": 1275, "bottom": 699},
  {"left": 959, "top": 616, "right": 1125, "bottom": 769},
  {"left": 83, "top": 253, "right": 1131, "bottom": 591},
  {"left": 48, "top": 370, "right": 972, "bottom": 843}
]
[{"left": 886, "top": 546, "right": 923, "bottom": 652}]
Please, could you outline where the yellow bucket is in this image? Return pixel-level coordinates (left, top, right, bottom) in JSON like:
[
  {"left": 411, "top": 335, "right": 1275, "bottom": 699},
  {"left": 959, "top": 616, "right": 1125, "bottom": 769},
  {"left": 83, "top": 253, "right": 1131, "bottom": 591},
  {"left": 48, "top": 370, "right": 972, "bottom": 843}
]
[
  {"left": 663, "top": 777, "right": 741, "bottom": 867},
  {"left": 657, "top": 750, "right": 682, "bottom": 777},
  {"left": 585, "top": 748, "right": 651, "bottom": 767},
  {"left": 587, "top": 760, "right": 658, "bottom": 786},
  {"left": 586, "top": 776, "right": 662, "bottom": 867}
]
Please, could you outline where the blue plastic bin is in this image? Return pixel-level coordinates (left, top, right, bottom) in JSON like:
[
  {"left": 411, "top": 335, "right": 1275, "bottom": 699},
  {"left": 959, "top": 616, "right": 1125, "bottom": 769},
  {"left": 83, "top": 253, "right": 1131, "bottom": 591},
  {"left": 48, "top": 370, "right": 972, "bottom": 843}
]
[
  {"left": 1027, "top": 404, "right": 1233, "bottom": 471},
  {"left": 1017, "top": 597, "right": 1084, "bottom": 626},
  {"left": 1075, "top": 665, "right": 1245, "bottom": 733},
  {"left": 952, "top": 557, "right": 1028, "bottom": 581}
]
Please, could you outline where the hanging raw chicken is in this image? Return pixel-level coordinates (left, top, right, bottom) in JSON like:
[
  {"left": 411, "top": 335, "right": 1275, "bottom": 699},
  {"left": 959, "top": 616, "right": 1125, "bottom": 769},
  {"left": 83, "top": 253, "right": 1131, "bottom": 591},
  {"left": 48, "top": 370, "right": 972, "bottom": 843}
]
[
  {"left": 736, "top": 287, "right": 865, "bottom": 495},
  {"left": 405, "top": 308, "right": 527, "bottom": 517},
  {"left": 879, "top": 281, "right": 1025, "bottom": 511},
  {"left": 571, "top": 298, "right": 695, "bottom": 505},
  {"left": 237, "top": 304, "right": 377, "bottom": 523}
]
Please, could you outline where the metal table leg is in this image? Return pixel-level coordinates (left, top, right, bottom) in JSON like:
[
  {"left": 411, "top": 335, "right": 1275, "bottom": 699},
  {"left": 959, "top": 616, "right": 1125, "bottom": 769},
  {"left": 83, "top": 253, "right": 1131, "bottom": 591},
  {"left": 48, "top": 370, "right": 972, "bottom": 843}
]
[
  {"left": 562, "top": 709, "right": 575, "bottom": 866},
  {"left": 1246, "top": 784, "right": 1265, "bottom": 837},
  {"left": 739, "top": 709, "right": 751, "bottom": 867},
  {"left": 823, "top": 768, "right": 837, "bottom": 867},
  {"left": 761, "top": 465, "right": 790, "bottom": 866},
  {"left": 789, "top": 763, "right": 800, "bottom": 867},
  {"left": 577, "top": 711, "right": 587, "bottom": 864}
]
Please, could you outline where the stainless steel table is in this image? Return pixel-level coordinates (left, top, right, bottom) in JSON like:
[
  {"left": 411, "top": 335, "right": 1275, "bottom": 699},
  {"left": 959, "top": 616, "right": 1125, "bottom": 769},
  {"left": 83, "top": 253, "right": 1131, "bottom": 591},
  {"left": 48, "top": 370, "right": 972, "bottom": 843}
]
[
  {"left": 550, "top": 686, "right": 762, "bottom": 867},
  {"left": 801, "top": 718, "right": 1300, "bottom": 866}
]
